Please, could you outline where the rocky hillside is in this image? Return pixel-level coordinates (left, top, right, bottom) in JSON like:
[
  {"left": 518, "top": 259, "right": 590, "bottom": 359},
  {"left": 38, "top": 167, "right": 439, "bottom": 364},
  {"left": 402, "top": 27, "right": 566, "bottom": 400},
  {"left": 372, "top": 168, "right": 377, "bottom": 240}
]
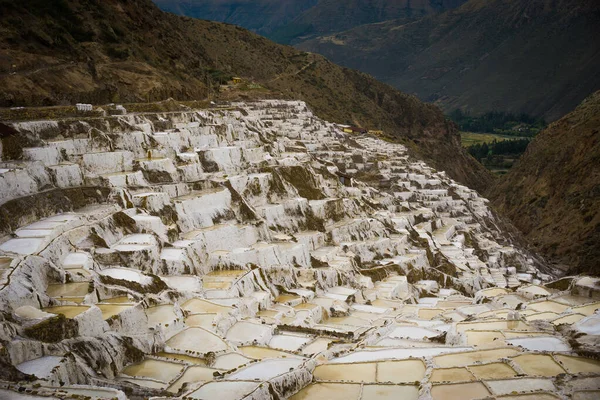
[
  {"left": 300, "top": 0, "right": 600, "bottom": 121},
  {"left": 489, "top": 91, "right": 600, "bottom": 276},
  {"left": 154, "top": 0, "right": 466, "bottom": 44},
  {"left": 0, "top": 0, "right": 491, "bottom": 192}
]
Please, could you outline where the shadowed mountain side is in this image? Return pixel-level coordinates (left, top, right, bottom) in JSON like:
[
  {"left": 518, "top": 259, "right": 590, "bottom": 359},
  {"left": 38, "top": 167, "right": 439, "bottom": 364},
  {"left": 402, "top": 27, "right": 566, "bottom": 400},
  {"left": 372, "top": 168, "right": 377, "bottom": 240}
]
[
  {"left": 299, "top": 0, "right": 600, "bottom": 121},
  {"left": 153, "top": 0, "right": 467, "bottom": 44},
  {"left": 489, "top": 90, "right": 600, "bottom": 275}
]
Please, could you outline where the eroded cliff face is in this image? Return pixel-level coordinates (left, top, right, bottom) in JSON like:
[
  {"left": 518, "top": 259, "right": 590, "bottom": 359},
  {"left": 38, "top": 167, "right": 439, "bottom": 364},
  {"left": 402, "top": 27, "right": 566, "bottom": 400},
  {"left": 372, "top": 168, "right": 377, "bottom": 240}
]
[
  {"left": 489, "top": 91, "right": 600, "bottom": 276},
  {"left": 0, "top": 100, "right": 598, "bottom": 399}
]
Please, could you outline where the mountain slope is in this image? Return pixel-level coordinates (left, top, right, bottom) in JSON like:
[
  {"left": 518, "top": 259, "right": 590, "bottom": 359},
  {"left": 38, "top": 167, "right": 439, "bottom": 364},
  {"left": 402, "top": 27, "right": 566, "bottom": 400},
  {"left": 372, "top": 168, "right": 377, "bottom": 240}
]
[
  {"left": 489, "top": 90, "right": 600, "bottom": 275},
  {"left": 0, "top": 0, "right": 492, "bottom": 192},
  {"left": 153, "top": 0, "right": 318, "bottom": 37},
  {"left": 300, "top": 0, "right": 600, "bottom": 121},
  {"left": 154, "top": 0, "right": 467, "bottom": 44},
  {"left": 270, "top": 0, "right": 467, "bottom": 44}
]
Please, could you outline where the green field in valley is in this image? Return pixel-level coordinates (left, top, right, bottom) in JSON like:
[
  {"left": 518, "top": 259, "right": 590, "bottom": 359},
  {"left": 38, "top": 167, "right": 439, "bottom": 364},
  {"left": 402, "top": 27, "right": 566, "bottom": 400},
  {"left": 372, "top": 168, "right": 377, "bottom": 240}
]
[{"left": 460, "top": 131, "right": 528, "bottom": 147}]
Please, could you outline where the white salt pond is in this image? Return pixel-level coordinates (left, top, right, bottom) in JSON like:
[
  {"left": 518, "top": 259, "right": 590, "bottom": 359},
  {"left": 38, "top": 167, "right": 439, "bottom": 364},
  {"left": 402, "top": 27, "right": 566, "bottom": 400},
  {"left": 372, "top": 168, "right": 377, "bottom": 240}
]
[
  {"left": 182, "top": 298, "right": 232, "bottom": 314},
  {"left": 96, "top": 304, "right": 134, "bottom": 319},
  {"left": 62, "top": 252, "right": 92, "bottom": 269},
  {"left": 46, "top": 282, "right": 89, "bottom": 300},
  {"left": 188, "top": 381, "right": 260, "bottom": 400},
  {"left": 43, "top": 305, "right": 90, "bottom": 319},
  {"left": 329, "top": 347, "right": 472, "bottom": 364},
  {"left": 290, "top": 383, "right": 361, "bottom": 400},
  {"left": 167, "top": 327, "right": 229, "bottom": 353},
  {"left": 486, "top": 378, "right": 556, "bottom": 395},
  {"left": 41, "top": 386, "right": 126, "bottom": 400},
  {"left": 213, "top": 352, "right": 254, "bottom": 370},
  {"left": 226, "top": 358, "right": 304, "bottom": 380},
  {"left": 269, "top": 334, "right": 312, "bottom": 351},
  {"left": 434, "top": 348, "right": 521, "bottom": 368},
  {"left": 387, "top": 326, "right": 441, "bottom": 340},
  {"left": 121, "top": 378, "right": 166, "bottom": 389},
  {"left": 15, "top": 229, "right": 54, "bottom": 238},
  {"left": 512, "top": 354, "right": 567, "bottom": 376},
  {"left": 239, "top": 346, "right": 302, "bottom": 360},
  {"left": 314, "top": 359, "right": 426, "bottom": 383},
  {"left": 16, "top": 356, "right": 63, "bottom": 378},
  {"left": 0, "top": 389, "right": 59, "bottom": 400},
  {"left": 160, "top": 275, "right": 202, "bottom": 292},
  {"left": 431, "top": 382, "right": 490, "bottom": 400},
  {"left": 506, "top": 336, "right": 570, "bottom": 352},
  {"left": 146, "top": 304, "right": 178, "bottom": 326},
  {"left": 99, "top": 267, "right": 152, "bottom": 285},
  {"left": 121, "top": 358, "right": 184, "bottom": 382},
  {"left": 0, "top": 238, "right": 45, "bottom": 255},
  {"left": 574, "top": 314, "right": 600, "bottom": 335},
  {"left": 301, "top": 338, "right": 333, "bottom": 356},
  {"left": 185, "top": 313, "right": 217, "bottom": 329},
  {"left": 168, "top": 365, "right": 220, "bottom": 393},
  {"left": 225, "top": 321, "right": 272, "bottom": 345},
  {"left": 291, "top": 382, "right": 419, "bottom": 400},
  {"left": 14, "top": 306, "right": 54, "bottom": 320}
]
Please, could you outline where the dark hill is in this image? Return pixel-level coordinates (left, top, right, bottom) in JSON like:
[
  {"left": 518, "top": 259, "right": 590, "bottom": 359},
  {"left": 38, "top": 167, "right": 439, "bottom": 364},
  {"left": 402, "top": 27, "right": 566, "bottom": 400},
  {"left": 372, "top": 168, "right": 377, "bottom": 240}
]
[
  {"left": 300, "top": 0, "right": 600, "bottom": 121},
  {"left": 489, "top": 90, "right": 600, "bottom": 275},
  {"left": 153, "top": 0, "right": 318, "bottom": 38},
  {"left": 0, "top": 0, "right": 491, "bottom": 192},
  {"left": 154, "top": 0, "right": 466, "bottom": 44}
]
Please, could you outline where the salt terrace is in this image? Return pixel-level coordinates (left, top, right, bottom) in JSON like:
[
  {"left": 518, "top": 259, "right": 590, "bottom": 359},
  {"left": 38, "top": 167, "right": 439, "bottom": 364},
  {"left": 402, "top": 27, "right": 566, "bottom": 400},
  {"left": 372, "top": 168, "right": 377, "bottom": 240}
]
[{"left": 0, "top": 100, "right": 599, "bottom": 399}]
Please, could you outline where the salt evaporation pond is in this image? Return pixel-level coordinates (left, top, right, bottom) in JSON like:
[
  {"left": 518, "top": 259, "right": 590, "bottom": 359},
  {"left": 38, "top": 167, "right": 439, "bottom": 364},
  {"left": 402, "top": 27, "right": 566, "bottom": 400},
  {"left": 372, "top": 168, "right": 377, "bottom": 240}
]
[
  {"left": 387, "top": 326, "right": 441, "bottom": 340},
  {"left": 512, "top": 354, "right": 566, "bottom": 376},
  {"left": 146, "top": 304, "right": 178, "bottom": 326},
  {"left": 434, "top": 348, "right": 520, "bottom": 367},
  {"left": 212, "top": 352, "right": 253, "bottom": 370},
  {"left": 122, "top": 358, "right": 184, "bottom": 382},
  {"left": 469, "top": 362, "right": 518, "bottom": 379},
  {"left": 42, "top": 305, "right": 90, "bottom": 319},
  {"left": 226, "top": 358, "right": 304, "bottom": 380},
  {"left": 167, "top": 327, "right": 230, "bottom": 353},
  {"left": 506, "top": 336, "right": 570, "bottom": 352},
  {"left": 168, "top": 365, "right": 220, "bottom": 393},
  {"left": 239, "top": 346, "right": 301, "bottom": 360},
  {"left": 431, "top": 382, "right": 490, "bottom": 400},
  {"left": 160, "top": 275, "right": 202, "bottom": 292},
  {"left": 99, "top": 267, "right": 151, "bottom": 284},
  {"left": 0, "top": 238, "right": 45, "bottom": 255},
  {"left": 329, "top": 346, "right": 472, "bottom": 364},
  {"left": 188, "top": 381, "right": 261, "bottom": 400},
  {"left": 16, "top": 356, "right": 63, "bottom": 378},
  {"left": 269, "top": 334, "right": 312, "bottom": 351}
]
